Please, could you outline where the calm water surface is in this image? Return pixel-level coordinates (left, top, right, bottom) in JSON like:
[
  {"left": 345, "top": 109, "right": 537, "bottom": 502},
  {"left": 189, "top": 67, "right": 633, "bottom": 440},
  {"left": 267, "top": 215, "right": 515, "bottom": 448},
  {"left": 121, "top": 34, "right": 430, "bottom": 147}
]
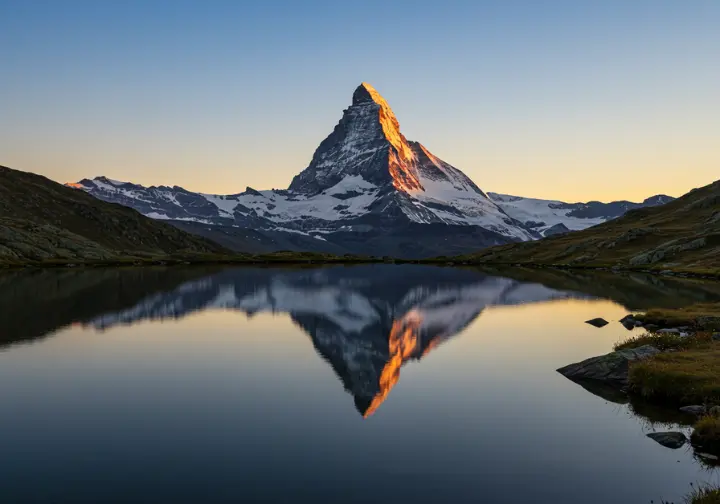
[{"left": 2, "top": 265, "right": 720, "bottom": 503}]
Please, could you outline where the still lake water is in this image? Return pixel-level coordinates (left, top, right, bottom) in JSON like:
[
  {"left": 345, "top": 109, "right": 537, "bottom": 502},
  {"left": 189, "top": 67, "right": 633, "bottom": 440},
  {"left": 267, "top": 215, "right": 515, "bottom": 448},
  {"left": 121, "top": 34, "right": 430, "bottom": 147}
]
[{"left": 3, "top": 265, "right": 720, "bottom": 503}]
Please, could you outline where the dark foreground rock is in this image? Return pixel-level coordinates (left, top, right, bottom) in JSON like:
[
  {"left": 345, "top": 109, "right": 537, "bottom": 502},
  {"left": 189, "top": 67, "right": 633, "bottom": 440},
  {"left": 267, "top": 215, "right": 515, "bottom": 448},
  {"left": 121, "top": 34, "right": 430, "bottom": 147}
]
[
  {"left": 557, "top": 345, "right": 660, "bottom": 386},
  {"left": 586, "top": 317, "right": 609, "bottom": 328},
  {"left": 646, "top": 432, "right": 687, "bottom": 449},
  {"left": 619, "top": 314, "right": 637, "bottom": 329}
]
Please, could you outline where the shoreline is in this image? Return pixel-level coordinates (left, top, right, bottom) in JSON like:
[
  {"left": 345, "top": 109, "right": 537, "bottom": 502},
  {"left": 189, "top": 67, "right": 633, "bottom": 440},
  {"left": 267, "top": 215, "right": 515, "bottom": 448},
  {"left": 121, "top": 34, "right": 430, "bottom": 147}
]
[{"left": 2, "top": 255, "right": 719, "bottom": 281}]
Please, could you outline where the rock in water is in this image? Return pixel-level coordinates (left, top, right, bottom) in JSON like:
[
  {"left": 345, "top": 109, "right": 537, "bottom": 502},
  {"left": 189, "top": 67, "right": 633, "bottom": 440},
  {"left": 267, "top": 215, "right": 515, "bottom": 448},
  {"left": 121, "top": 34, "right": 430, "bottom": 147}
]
[
  {"left": 557, "top": 345, "right": 660, "bottom": 386},
  {"left": 619, "top": 314, "right": 638, "bottom": 330},
  {"left": 646, "top": 432, "right": 687, "bottom": 449},
  {"left": 679, "top": 405, "right": 706, "bottom": 416},
  {"left": 585, "top": 317, "right": 609, "bottom": 328}
]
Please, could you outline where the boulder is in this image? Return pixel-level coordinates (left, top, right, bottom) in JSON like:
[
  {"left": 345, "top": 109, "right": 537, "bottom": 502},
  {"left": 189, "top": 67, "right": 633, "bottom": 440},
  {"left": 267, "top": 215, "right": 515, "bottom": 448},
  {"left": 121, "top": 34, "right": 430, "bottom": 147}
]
[
  {"left": 620, "top": 314, "right": 637, "bottom": 330},
  {"left": 679, "top": 405, "right": 706, "bottom": 416},
  {"left": 586, "top": 317, "right": 609, "bottom": 328},
  {"left": 557, "top": 345, "right": 660, "bottom": 386},
  {"left": 657, "top": 328, "right": 681, "bottom": 334},
  {"left": 647, "top": 432, "right": 687, "bottom": 449},
  {"left": 713, "top": 333, "right": 720, "bottom": 342}
]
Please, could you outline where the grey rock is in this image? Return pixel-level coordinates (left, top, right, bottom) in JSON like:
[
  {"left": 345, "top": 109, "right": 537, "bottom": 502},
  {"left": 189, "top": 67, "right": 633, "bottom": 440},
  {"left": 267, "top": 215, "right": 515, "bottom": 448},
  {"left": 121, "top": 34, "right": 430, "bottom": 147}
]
[
  {"left": 696, "top": 452, "right": 719, "bottom": 461},
  {"left": 657, "top": 328, "right": 681, "bottom": 334},
  {"left": 679, "top": 405, "right": 706, "bottom": 416},
  {"left": 646, "top": 432, "right": 687, "bottom": 449},
  {"left": 542, "top": 223, "right": 571, "bottom": 237},
  {"left": 557, "top": 345, "right": 660, "bottom": 386},
  {"left": 586, "top": 317, "right": 609, "bottom": 328},
  {"left": 712, "top": 333, "right": 720, "bottom": 341}
]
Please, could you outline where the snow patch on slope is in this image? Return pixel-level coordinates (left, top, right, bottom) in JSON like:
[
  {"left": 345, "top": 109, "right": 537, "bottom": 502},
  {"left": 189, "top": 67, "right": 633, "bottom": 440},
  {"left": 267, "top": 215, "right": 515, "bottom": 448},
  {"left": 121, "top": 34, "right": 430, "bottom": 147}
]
[{"left": 489, "top": 192, "right": 606, "bottom": 234}]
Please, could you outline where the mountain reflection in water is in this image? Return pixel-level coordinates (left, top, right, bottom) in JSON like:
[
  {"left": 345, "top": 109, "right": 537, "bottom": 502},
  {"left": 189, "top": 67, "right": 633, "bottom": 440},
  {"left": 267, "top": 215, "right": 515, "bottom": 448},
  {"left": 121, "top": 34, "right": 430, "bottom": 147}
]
[{"left": 4, "top": 265, "right": 720, "bottom": 418}]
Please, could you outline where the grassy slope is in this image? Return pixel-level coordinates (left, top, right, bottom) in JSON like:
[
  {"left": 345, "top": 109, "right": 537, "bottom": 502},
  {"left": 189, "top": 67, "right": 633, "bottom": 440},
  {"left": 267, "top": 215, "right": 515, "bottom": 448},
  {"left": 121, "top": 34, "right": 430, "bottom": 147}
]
[
  {"left": 462, "top": 179, "right": 720, "bottom": 273},
  {"left": 0, "top": 165, "right": 227, "bottom": 262}
]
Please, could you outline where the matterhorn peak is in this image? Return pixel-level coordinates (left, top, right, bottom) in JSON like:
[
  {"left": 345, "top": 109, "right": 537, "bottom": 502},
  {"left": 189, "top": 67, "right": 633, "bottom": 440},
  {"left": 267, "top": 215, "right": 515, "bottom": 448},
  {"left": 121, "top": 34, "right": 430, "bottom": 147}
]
[
  {"left": 352, "top": 82, "right": 390, "bottom": 107},
  {"left": 75, "top": 82, "right": 540, "bottom": 258}
]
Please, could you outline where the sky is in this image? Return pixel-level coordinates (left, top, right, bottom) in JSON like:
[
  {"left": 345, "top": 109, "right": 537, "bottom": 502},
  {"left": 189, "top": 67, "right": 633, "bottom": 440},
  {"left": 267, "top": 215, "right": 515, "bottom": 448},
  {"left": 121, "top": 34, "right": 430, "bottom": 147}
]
[{"left": 1, "top": 0, "right": 718, "bottom": 202}]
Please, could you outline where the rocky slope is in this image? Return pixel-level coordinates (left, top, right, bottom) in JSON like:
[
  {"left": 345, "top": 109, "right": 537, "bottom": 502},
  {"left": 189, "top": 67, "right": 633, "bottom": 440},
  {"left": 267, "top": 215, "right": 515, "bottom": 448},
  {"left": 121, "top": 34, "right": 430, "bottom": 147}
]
[
  {"left": 0, "top": 165, "right": 226, "bottom": 263},
  {"left": 466, "top": 180, "right": 720, "bottom": 271}
]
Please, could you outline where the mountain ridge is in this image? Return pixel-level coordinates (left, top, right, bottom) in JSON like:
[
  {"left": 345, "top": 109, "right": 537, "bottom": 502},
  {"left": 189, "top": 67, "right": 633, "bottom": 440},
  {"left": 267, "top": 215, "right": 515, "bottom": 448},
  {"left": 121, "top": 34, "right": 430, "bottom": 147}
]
[
  {"left": 0, "top": 165, "right": 226, "bottom": 264},
  {"left": 466, "top": 179, "right": 720, "bottom": 271}
]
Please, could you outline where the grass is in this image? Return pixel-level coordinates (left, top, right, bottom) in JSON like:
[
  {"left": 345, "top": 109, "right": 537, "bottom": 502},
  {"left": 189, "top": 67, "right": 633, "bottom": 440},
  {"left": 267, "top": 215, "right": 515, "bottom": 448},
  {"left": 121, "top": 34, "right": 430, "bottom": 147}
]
[
  {"left": 628, "top": 343, "right": 720, "bottom": 405},
  {"left": 637, "top": 304, "right": 720, "bottom": 329},
  {"left": 683, "top": 484, "right": 720, "bottom": 504},
  {"left": 614, "top": 332, "right": 710, "bottom": 352},
  {"left": 692, "top": 416, "right": 720, "bottom": 456}
]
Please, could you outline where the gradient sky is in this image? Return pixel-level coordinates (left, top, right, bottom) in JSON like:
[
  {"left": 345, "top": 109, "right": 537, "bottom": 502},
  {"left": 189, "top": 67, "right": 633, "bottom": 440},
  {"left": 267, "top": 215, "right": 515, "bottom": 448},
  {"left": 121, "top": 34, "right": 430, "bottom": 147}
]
[{"left": 1, "top": 0, "right": 718, "bottom": 201}]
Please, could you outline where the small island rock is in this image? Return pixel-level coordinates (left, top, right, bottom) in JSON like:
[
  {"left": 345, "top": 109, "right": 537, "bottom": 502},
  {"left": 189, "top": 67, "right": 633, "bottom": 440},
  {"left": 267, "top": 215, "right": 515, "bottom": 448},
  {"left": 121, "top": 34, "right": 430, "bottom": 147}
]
[{"left": 586, "top": 318, "right": 609, "bottom": 328}]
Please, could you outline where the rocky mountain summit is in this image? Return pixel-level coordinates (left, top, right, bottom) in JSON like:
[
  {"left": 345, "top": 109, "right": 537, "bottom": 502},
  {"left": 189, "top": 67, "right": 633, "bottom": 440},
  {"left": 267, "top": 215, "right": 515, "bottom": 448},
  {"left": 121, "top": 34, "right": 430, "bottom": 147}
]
[{"left": 70, "top": 83, "right": 673, "bottom": 257}]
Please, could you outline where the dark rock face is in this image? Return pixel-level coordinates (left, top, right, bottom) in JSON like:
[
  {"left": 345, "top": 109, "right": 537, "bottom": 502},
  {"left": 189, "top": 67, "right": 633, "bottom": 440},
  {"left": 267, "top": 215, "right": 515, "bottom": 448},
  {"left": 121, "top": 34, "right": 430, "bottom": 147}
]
[
  {"left": 543, "top": 223, "right": 571, "bottom": 236},
  {"left": 646, "top": 432, "right": 687, "bottom": 449},
  {"left": 557, "top": 345, "right": 660, "bottom": 386},
  {"left": 289, "top": 84, "right": 396, "bottom": 195},
  {"left": 564, "top": 196, "right": 674, "bottom": 219}
]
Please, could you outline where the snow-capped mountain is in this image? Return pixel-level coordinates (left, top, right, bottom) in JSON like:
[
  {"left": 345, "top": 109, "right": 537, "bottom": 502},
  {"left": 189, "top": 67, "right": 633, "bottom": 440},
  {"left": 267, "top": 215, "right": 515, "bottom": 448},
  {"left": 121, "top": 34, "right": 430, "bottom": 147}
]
[
  {"left": 68, "top": 83, "right": 673, "bottom": 256},
  {"left": 68, "top": 83, "right": 537, "bottom": 258},
  {"left": 488, "top": 193, "right": 675, "bottom": 237},
  {"left": 84, "top": 265, "right": 587, "bottom": 416}
]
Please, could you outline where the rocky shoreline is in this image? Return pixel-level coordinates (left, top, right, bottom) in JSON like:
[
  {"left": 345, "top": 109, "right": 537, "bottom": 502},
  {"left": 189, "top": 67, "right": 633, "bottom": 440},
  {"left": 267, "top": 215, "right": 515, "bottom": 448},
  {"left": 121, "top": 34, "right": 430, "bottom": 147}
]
[{"left": 558, "top": 309, "right": 720, "bottom": 462}]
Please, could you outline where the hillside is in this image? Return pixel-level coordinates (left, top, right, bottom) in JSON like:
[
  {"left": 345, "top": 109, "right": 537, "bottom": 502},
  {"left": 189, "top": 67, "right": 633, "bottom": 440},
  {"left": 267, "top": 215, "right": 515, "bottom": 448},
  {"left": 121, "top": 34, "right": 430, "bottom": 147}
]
[
  {"left": 0, "top": 165, "right": 226, "bottom": 264},
  {"left": 463, "top": 180, "right": 720, "bottom": 272}
]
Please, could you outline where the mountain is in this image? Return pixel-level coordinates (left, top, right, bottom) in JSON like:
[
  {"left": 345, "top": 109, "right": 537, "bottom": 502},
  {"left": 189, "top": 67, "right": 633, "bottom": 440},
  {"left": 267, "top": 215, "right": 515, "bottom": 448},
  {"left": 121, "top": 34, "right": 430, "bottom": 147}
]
[
  {"left": 466, "top": 180, "right": 720, "bottom": 271},
  {"left": 76, "top": 265, "right": 584, "bottom": 416},
  {"left": 0, "top": 165, "right": 225, "bottom": 264},
  {"left": 488, "top": 193, "right": 675, "bottom": 237},
  {"left": 69, "top": 83, "right": 675, "bottom": 257},
  {"left": 69, "top": 83, "right": 539, "bottom": 258}
]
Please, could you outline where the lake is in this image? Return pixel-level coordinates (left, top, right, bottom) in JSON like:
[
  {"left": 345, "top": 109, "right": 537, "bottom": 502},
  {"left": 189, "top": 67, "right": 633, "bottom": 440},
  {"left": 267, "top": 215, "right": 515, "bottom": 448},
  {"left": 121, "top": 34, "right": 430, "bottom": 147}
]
[{"left": 2, "top": 265, "right": 720, "bottom": 503}]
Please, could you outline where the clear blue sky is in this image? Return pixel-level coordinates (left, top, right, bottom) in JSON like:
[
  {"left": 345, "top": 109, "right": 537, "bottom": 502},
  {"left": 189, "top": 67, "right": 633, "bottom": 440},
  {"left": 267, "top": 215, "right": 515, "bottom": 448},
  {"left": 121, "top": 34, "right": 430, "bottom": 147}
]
[{"left": 1, "top": 0, "right": 718, "bottom": 201}]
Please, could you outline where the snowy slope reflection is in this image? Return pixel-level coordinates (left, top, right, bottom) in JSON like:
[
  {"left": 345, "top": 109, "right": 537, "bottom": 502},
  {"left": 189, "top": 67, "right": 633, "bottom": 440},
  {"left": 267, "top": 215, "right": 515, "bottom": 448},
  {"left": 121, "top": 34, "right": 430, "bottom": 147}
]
[{"left": 85, "top": 265, "right": 586, "bottom": 416}]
